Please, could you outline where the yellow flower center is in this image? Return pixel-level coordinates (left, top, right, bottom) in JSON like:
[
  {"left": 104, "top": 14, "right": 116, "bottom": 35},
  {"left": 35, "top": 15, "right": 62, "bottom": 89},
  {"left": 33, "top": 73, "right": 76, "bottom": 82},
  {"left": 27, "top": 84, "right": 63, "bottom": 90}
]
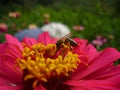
[{"left": 17, "top": 43, "right": 80, "bottom": 88}]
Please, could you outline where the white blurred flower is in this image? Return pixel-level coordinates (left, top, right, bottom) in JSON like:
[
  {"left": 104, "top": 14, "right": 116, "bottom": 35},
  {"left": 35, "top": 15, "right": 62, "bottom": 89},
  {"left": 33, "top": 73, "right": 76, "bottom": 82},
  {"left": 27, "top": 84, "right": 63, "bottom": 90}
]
[{"left": 41, "top": 22, "right": 70, "bottom": 38}]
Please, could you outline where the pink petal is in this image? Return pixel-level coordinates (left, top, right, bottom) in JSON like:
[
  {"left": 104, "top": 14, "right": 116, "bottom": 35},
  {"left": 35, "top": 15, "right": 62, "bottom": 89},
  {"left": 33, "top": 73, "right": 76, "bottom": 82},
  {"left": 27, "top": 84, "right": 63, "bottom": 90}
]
[
  {"left": 0, "top": 35, "right": 23, "bottom": 59},
  {"left": 0, "top": 43, "right": 8, "bottom": 54},
  {"left": 0, "top": 85, "right": 22, "bottom": 90},
  {"left": 0, "top": 57, "right": 22, "bottom": 84},
  {"left": 73, "top": 47, "right": 88, "bottom": 64},
  {"left": 83, "top": 44, "right": 99, "bottom": 63},
  {"left": 72, "top": 48, "right": 120, "bottom": 80},
  {"left": 5, "top": 34, "right": 23, "bottom": 51},
  {"left": 72, "top": 38, "right": 89, "bottom": 64},
  {"left": 72, "top": 44, "right": 99, "bottom": 76},
  {"left": 73, "top": 38, "right": 88, "bottom": 49},
  {"left": 65, "top": 80, "right": 120, "bottom": 90},
  {"left": 4, "top": 45, "right": 22, "bottom": 59},
  {"left": 38, "top": 32, "right": 57, "bottom": 45},
  {"left": 86, "top": 65, "right": 120, "bottom": 80},
  {"left": 23, "top": 37, "right": 37, "bottom": 46}
]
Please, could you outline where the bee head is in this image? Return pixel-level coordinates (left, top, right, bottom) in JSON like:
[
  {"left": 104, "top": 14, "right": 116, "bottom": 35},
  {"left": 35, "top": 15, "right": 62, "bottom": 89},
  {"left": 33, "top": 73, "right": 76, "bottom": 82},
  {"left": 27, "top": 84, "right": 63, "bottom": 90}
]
[{"left": 56, "top": 40, "right": 64, "bottom": 48}]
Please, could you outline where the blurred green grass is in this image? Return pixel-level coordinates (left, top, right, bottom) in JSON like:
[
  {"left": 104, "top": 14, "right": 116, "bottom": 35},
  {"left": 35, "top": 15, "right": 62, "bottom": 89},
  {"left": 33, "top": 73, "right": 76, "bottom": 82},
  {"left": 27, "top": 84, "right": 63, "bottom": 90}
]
[{"left": 0, "top": 1, "right": 120, "bottom": 51}]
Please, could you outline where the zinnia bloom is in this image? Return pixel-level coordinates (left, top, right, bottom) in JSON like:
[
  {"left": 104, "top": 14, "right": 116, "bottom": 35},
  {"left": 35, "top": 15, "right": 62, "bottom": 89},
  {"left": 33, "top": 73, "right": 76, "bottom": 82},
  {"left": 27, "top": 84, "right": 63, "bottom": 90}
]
[{"left": 0, "top": 32, "right": 120, "bottom": 90}]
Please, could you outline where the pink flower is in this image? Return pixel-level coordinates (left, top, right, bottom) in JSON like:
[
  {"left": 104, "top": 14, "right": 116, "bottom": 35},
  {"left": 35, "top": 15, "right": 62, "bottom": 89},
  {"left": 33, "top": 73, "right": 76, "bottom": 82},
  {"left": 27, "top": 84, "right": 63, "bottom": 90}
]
[
  {"left": 73, "top": 25, "right": 84, "bottom": 31},
  {"left": 92, "top": 35, "right": 107, "bottom": 46},
  {"left": 9, "top": 12, "right": 21, "bottom": 18},
  {"left": 0, "top": 32, "right": 120, "bottom": 90},
  {"left": 0, "top": 23, "right": 8, "bottom": 33}
]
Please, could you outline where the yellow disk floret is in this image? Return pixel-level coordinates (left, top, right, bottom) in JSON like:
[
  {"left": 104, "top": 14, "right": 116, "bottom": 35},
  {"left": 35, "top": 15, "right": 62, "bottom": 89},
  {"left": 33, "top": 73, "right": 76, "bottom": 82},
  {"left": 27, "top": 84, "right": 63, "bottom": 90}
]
[{"left": 17, "top": 43, "right": 80, "bottom": 88}]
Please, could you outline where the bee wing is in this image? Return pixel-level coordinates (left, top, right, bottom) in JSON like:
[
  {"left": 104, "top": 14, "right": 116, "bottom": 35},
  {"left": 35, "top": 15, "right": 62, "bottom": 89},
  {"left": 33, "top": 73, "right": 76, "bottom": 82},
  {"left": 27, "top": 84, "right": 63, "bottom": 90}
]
[{"left": 60, "top": 33, "right": 72, "bottom": 41}]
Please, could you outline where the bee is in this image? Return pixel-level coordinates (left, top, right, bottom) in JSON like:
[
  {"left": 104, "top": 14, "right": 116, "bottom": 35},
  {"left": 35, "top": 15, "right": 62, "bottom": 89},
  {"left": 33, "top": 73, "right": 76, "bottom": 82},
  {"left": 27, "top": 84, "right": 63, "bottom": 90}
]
[{"left": 56, "top": 33, "right": 78, "bottom": 51}]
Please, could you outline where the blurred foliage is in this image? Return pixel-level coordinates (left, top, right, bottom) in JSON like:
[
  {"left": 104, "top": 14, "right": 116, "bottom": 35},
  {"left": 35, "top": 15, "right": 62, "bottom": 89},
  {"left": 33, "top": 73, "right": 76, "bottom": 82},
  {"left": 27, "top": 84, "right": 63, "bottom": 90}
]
[
  {"left": 0, "top": 0, "right": 120, "bottom": 14},
  {"left": 0, "top": 0, "right": 120, "bottom": 51}
]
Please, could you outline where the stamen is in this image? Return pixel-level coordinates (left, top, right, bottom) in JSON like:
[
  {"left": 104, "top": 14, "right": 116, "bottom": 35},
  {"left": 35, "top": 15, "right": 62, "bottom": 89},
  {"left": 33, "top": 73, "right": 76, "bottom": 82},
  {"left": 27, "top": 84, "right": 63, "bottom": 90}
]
[{"left": 17, "top": 43, "right": 80, "bottom": 88}]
